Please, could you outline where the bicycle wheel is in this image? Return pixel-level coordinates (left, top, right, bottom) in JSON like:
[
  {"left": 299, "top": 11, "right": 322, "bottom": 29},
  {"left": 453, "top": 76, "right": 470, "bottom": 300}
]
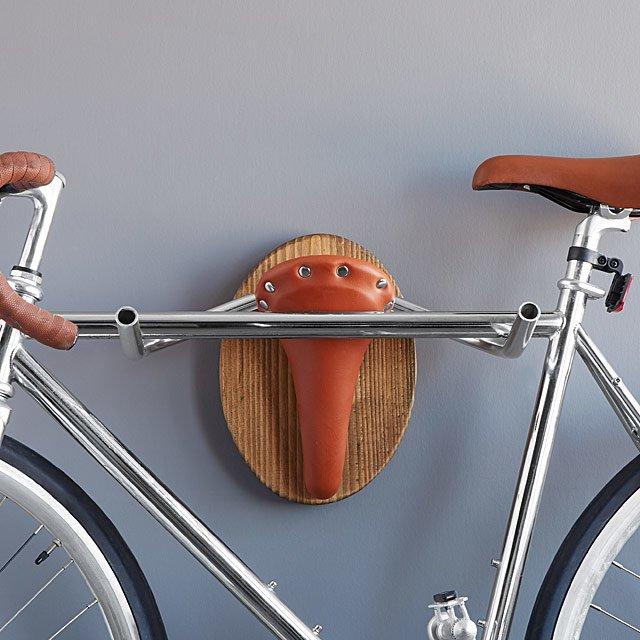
[
  {"left": 0, "top": 436, "right": 166, "bottom": 639},
  {"left": 527, "top": 453, "right": 640, "bottom": 638}
]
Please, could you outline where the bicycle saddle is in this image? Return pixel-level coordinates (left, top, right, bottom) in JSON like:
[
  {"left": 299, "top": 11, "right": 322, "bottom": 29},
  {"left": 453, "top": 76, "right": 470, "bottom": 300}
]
[
  {"left": 256, "top": 255, "right": 394, "bottom": 500},
  {"left": 473, "top": 154, "right": 640, "bottom": 214}
]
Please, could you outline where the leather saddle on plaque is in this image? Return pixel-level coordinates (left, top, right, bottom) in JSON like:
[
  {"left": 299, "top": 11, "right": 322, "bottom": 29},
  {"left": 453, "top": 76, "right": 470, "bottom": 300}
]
[{"left": 255, "top": 255, "right": 395, "bottom": 499}]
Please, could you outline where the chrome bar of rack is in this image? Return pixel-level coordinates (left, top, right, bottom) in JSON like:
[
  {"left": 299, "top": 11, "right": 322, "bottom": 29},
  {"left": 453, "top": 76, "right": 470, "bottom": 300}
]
[
  {"left": 393, "top": 298, "right": 542, "bottom": 358},
  {"left": 65, "top": 308, "right": 563, "bottom": 341}
]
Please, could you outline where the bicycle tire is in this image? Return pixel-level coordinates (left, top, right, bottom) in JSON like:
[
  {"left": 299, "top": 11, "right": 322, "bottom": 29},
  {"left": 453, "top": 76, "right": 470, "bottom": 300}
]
[
  {"left": 0, "top": 436, "right": 167, "bottom": 640},
  {"left": 526, "top": 453, "right": 640, "bottom": 638}
]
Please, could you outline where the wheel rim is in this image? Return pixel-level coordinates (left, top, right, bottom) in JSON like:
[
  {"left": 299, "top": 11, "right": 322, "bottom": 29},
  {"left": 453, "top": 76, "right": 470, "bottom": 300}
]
[
  {"left": 554, "top": 488, "right": 640, "bottom": 638},
  {"left": 0, "top": 459, "right": 139, "bottom": 639}
]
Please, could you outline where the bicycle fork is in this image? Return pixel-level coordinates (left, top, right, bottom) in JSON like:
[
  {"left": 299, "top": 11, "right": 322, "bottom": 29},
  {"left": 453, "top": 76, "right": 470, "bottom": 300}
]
[{"left": 480, "top": 209, "right": 631, "bottom": 640}]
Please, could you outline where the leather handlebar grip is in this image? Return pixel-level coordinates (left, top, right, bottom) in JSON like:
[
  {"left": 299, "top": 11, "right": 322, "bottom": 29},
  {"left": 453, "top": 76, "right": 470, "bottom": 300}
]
[
  {"left": 0, "top": 273, "right": 78, "bottom": 350},
  {"left": 0, "top": 151, "right": 56, "bottom": 191}
]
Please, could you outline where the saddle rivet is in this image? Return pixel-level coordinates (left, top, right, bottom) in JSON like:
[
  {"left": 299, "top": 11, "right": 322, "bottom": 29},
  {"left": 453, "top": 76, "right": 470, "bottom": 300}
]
[
  {"left": 376, "top": 278, "right": 388, "bottom": 289},
  {"left": 336, "top": 265, "right": 349, "bottom": 277},
  {"left": 259, "top": 300, "right": 269, "bottom": 310},
  {"left": 264, "top": 281, "right": 276, "bottom": 293},
  {"left": 298, "top": 266, "right": 312, "bottom": 278}
]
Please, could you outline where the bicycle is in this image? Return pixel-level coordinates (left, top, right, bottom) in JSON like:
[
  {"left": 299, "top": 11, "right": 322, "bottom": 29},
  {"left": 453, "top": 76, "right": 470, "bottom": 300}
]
[{"left": 0, "top": 150, "right": 639, "bottom": 639}]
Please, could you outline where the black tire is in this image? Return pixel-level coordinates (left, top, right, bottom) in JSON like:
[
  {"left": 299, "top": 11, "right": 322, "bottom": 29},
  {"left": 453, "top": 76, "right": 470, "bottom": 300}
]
[
  {"left": 526, "top": 454, "right": 640, "bottom": 638},
  {"left": 0, "top": 436, "right": 167, "bottom": 640}
]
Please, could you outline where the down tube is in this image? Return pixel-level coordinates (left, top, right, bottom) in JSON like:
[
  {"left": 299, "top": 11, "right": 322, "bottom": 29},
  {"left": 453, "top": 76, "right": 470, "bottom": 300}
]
[{"left": 11, "top": 346, "right": 322, "bottom": 640}]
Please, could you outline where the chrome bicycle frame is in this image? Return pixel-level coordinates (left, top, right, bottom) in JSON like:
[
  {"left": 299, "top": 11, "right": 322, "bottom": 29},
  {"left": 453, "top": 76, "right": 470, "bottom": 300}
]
[{"left": 1, "top": 181, "right": 639, "bottom": 640}]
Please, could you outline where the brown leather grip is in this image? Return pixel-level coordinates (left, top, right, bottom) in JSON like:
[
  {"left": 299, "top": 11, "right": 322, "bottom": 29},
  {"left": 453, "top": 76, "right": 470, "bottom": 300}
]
[
  {"left": 0, "top": 151, "right": 56, "bottom": 192},
  {"left": 0, "top": 272, "right": 78, "bottom": 350}
]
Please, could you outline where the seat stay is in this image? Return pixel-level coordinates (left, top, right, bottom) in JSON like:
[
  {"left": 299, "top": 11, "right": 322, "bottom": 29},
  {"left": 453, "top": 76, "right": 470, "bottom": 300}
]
[{"left": 575, "top": 325, "right": 640, "bottom": 452}]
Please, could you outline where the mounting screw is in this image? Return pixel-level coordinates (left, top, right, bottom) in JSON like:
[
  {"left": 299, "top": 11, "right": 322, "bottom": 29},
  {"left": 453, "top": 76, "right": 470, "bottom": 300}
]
[
  {"left": 312, "top": 625, "right": 323, "bottom": 635},
  {"left": 298, "top": 266, "right": 312, "bottom": 278},
  {"left": 336, "top": 265, "right": 349, "bottom": 277},
  {"left": 264, "top": 281, "right": 276, "bottom": 293},
  {"left": 384, "top": 300, "right": 395, "bottom": 312},
  {"left": 477, "top": 620, "right": 487, "bottom": 628},
  {"left": 267, "top": 580, "right": 278, "bottom": 590},
  {"left": 491, "top": 558, "right": 501, "bottom": 568},
  {"left": 610, "top": 258, "right": 620, "bottom": 269},
  {"left": 376, "top": 278, "right": 388, "bottom": 289},
  {"left": 259, "top": 300, "right": 269, "bottom": 310},
  {"left": 598, "top": 255, "right": 608, "bottom": 266}
]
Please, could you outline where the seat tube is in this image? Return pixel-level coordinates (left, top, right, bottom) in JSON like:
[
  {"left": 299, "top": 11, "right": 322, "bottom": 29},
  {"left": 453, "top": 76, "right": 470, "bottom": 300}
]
[{"left": 481, "top": 209, "right": 631, "bottom": 640}]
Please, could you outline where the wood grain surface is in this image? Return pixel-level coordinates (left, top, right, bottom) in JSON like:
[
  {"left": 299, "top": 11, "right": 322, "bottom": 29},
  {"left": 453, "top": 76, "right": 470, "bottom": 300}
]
[{"left": 219, "top": 234, "right": 416, "bottom": 504}]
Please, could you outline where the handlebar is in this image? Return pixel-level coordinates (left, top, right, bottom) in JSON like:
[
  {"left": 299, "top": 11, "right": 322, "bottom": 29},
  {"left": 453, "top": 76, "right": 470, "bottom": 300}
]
[
  {"left": 0, "top": 151, "right": 79, "bottom": 350},
  {"left": 0, "top": 272, "right": 78, "bottom": 350},
  {"left": 0, "top": 151, "right": 56, "bottom": 192}
]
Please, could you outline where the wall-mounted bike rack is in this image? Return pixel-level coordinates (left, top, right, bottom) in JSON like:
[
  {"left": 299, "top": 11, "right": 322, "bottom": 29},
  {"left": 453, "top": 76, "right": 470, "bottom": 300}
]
[
  {"left": 106, "top": 234, "right": 549, "bottom": 504},
  {"left": 218, "top": 234, "right": 417, "bottom": 503}
]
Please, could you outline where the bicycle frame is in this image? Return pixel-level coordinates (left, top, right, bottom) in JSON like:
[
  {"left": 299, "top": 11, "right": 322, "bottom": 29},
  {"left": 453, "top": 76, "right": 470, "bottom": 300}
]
[{"left": 1, "top": 179, "right": 639, "bottom": 640}]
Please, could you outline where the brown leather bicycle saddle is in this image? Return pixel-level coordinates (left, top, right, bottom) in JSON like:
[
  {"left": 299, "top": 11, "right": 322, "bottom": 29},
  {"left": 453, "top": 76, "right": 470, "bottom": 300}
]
[
  {"left": 473, "top": 154, "right": 640, "bottom": 214},
  {"left": 256, "top": 255, "right": 394, "bottom": 500}
]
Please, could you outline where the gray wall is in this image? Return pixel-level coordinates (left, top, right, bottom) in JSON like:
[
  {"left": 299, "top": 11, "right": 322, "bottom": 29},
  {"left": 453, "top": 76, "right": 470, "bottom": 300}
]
[{"left": 1, "top": 1, "right": 640, "bottom": 638}]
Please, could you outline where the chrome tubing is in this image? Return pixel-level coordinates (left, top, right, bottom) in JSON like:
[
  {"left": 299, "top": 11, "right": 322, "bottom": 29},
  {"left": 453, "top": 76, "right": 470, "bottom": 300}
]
[
  {"left": 0, "top": 173, "right": 66, "bottom": 274},
  {"left": 0, "top": 397, "right": 9, "bottom": 446},
  {"left": 393, "top": 299, "right": 541, "bottom": 358},
  {"left": 65, "top": 309, "right": 563, "bottom": 341},
  {"left": 143, "top": 294, "right": 258, "bottom": 354},
  {"left": 482, "top": 257, "right": 589, "bottom": 640},
  {"left": 482, "top": 294, "right": 586, "bottom": 639},
  {"left": 116, "top": 307, "right": 145, "bottom": 360},
  {"left": 481, "top": 210, "right": 632, "bottom": 640},
  {"left": 576, "top": 326, "right": 640, "bottom": 451},
  {"left": 499, "top": 303, "right": 540, "bottom": 359},
  {"left": 12, "top": 347, "right": 322, "bottom": 640},
  {"left": 0, "top": 173, "right": 66, "bottom": 400}
]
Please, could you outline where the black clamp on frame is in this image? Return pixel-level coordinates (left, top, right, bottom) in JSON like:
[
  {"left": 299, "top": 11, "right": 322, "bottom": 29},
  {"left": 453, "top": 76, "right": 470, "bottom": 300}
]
[{"left": 567, "top": 246, "right": 633, "bottom": 313}]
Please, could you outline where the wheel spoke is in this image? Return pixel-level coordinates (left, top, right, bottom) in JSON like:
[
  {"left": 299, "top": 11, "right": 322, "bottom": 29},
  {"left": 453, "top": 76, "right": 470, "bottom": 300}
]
[
  {"left": 591, "top": 603, "right": 640, "bottom": 634},
  {"left": 0, "top": 446, "right": 143, "bottom": 638},
  {"left": 47, "top": 599, "right": 98, "bottom": 639},
  {"left": 0, "top": 559, "right": 74, "bottom": 633},
  {"left": 613, "top": 560, "right": 640, "bottom": 582},
  {"left": 0, "top": 524, "right": 43, "bottom": 574}
]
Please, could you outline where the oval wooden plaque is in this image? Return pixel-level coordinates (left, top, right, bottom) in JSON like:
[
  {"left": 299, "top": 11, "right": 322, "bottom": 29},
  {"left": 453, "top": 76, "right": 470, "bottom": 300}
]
[{"left": 219, "top": 234, "right": 416, "bottom": 504}]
